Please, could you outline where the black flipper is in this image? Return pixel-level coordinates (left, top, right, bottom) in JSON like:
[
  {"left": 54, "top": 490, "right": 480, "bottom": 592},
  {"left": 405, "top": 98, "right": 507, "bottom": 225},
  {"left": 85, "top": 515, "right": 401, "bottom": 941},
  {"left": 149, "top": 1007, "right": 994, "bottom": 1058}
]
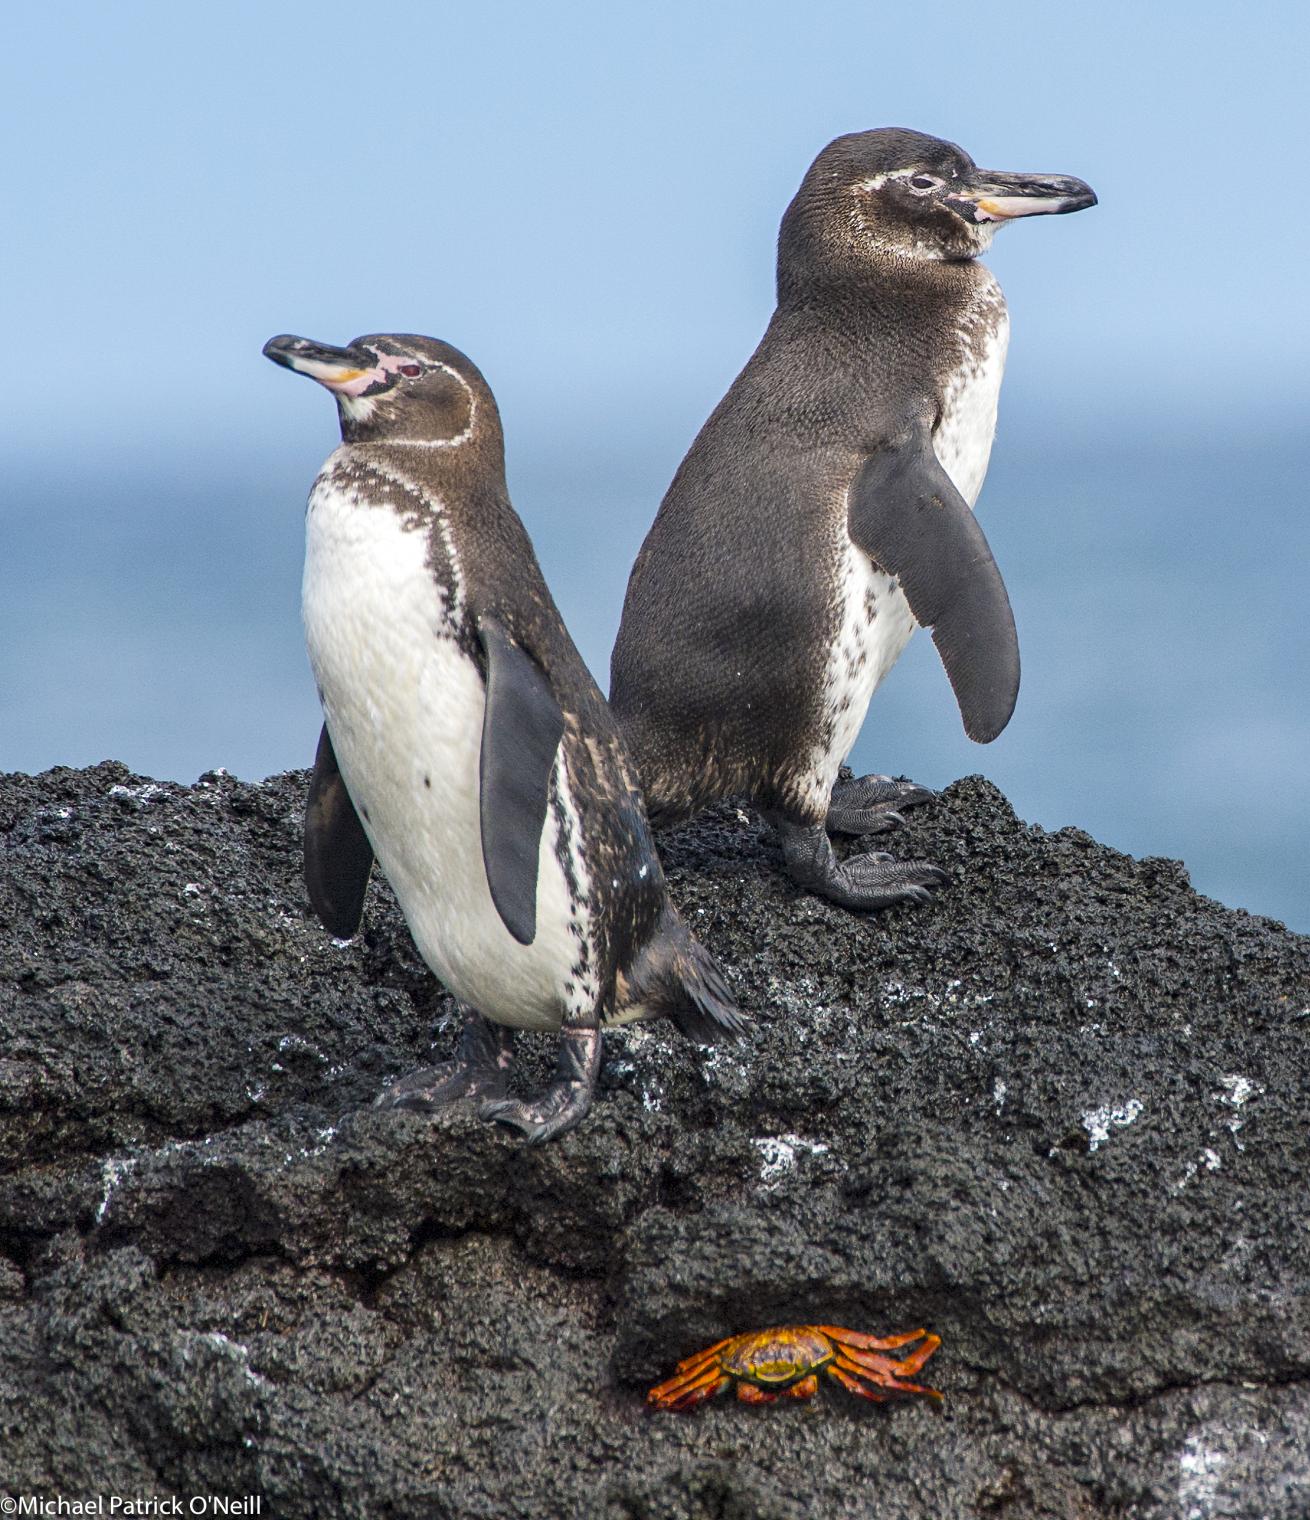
[
  {"left": 478, "top": 617, "right": 567, "bottom": 946},
  {"left": 848, "top": 424, "right": 1020, "bottom": 743},
  {"left": 304, "top": 724, "right": 374, "bottom": 937}
]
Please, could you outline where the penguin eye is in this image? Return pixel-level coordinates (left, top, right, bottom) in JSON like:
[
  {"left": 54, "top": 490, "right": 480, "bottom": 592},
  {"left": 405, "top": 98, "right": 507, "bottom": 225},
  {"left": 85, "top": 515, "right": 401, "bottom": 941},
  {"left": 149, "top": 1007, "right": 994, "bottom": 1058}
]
[
  {"left": 906, "top": 174, "right": 943, "bottom": 193},
  {"left": 397, "top": 363, "right": 422, "bottom": 378}
]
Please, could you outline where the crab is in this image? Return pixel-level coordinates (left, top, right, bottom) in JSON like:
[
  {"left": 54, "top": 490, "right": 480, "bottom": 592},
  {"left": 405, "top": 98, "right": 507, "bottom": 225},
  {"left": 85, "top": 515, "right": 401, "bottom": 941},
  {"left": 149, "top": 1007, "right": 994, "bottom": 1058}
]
[{"left": 647, "top": 1324, "right": 942, "bottom": 1410}]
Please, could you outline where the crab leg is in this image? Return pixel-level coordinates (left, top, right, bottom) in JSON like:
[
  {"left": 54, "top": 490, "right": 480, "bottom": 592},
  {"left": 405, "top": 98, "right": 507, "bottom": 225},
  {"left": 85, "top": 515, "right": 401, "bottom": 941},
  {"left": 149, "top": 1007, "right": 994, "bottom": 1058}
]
[
  {"left": 783, "top": 1374, "right": 819, "bottom": 1401},
  {"left": 647, "top": 1364, "right": 729, "bottom": 1411},
  {"left": 831, "top": 1348, "right": 942, "bottom": 1401},
  {"left": 818, "top": 1325, "right": 934, "bottom": 1354},
  {"left": 828, "top": 1365, "right": 893, "bottom": 1402},
  {"left": 835, "top": 1343, "right": 940, "bottom": 1380},
  {"left": 736, "top": 1383, "right": 779, "bottom": 1404},
  {"left": 670, "top": 1339, "right": 732, "bottom": 1374},
  {"left": 825, "top": 1328, "right": 941, "bottom": 1378}
]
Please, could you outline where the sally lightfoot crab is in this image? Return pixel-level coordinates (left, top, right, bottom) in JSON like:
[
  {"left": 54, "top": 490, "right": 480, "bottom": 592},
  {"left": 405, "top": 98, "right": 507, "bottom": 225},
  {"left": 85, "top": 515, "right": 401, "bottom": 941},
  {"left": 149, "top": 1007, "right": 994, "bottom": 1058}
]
[{"left": 647, "top": 1325, "right": 942, "bottom": 1411}]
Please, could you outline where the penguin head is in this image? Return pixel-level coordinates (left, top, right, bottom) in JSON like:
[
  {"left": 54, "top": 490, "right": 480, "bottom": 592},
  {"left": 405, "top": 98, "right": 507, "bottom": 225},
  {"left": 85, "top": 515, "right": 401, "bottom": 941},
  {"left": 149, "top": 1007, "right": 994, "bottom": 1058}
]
[
  {"left": 263, "top": 332, "right": 500, "bottom": 448},
  {"left": 779, "top": 128, "right": 1096, "bottom": 284}
]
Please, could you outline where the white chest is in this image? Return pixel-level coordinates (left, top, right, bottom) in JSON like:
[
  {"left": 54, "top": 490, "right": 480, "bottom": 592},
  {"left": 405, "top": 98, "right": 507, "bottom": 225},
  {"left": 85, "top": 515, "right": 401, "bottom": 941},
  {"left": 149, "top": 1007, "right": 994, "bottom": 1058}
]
[
  {"left": 301, "top": 470, "right": 595, "bottom": 1031},
  {"left": 932, "top": 302, "right": 1010, "bottom": 508}
]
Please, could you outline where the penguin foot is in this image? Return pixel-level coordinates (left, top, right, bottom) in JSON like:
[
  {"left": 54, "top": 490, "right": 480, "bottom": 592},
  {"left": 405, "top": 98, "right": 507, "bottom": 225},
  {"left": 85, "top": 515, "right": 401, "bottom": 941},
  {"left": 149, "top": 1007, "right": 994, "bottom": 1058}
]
[
  {"left": 374, "top": 1010, "right": 513, "bottom": 1111},
  {"left": 826, "top": 850, "right": 949, "bottom": 910},
  {"left": 777, "top": 818, "right": 947, "bottom": 911},
  {"left": 827, "top": 774, "right": 936, "bottom": 836},
  {"left": 480, "top": 1023, "right": 601, "bottom": 1144}
]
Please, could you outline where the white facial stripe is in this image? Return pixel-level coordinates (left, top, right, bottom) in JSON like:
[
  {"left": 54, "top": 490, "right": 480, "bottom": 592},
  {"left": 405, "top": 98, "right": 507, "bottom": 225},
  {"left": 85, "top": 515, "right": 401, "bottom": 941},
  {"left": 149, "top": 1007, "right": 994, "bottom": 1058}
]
[
  {"left": 410, "top": 360, "right": 477, "bottom": 449},
  {"left": 857, "top": 168, "right": 938, "bottom": 192}
]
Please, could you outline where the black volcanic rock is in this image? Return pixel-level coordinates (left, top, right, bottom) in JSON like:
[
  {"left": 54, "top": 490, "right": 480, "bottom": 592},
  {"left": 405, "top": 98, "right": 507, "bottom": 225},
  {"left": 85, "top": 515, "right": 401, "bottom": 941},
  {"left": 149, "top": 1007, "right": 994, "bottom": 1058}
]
[{"left": 1, "top": 761, "right": 1307, "bottom": 1517}]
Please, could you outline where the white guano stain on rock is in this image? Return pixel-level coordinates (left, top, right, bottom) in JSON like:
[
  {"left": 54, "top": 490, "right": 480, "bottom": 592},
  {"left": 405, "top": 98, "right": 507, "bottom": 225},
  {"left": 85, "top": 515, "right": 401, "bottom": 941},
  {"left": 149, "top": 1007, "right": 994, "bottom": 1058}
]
[
  {"left": 109, "top": 782, "right": 166, "bottom": 804},
  {"left": 751, "top": 1133, "right": 831, "bottom": 1188},
  {"left": 1082, "top": 1098, "right": 1144, "bottom": 1152},
  {"left": 1214, "top": 1073, "right": 1264, "bottom": 1149},
  {"left": 95, "top": 1154, "right": 138, "bottom": 1225},
  {"left": 189, "top": 1331, "right": 270, "bottom": 1390}
]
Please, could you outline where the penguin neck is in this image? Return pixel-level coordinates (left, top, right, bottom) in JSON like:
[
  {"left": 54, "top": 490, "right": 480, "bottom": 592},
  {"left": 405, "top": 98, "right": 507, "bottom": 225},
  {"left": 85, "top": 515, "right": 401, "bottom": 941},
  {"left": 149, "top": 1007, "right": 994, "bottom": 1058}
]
[
  {"left": 779, "top": 236, "right": 988, "bottom": 306},
  {"left": 324, "top": 435, "right": 509, "bottom": 521},
  {"left": 777, "top": 245, "right": 994, "bottom": 336},
  {"left": 332, "top": 408, "right": 506, "bottom": 478}
]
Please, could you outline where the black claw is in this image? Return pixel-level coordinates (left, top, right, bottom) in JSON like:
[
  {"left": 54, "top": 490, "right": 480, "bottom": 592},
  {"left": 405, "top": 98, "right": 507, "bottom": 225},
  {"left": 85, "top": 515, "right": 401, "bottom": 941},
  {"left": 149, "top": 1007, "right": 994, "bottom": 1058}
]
[
  {"left": 479, "top": 1023, "right": 600, "bottom": 1144},
  {"left": 481, "top": 1090, "right": 592, "bottom": 1144},
  {"left": 375, "top": 1011, "right": 513, "bottom": 1112},
  {"left": 828, "top": 774, "right": 936, "bottom": 837},
  {"left": 779, "top": 818, "right": 947, "bottom": 912},
  {"left": 375, "top": 1064, "right": 469, "bottom": 1111}
]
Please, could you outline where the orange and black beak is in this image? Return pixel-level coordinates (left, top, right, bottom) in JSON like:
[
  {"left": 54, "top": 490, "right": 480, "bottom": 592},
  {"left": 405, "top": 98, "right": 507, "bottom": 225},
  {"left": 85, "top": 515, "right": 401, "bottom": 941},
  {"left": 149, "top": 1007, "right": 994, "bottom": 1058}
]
[
  {"left": 262, "top": 334, "right": 378, "bottom": 392},
  {"left": 945, "top": 168, "right": 1097, "bottom": 224}
]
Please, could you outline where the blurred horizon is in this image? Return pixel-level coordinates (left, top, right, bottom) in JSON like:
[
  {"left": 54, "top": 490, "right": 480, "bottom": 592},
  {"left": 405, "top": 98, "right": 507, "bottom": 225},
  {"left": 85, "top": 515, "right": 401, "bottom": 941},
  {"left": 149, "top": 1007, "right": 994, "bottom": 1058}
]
[{"left": 4, "top": 0, "right": 1308, "bottom": 930}]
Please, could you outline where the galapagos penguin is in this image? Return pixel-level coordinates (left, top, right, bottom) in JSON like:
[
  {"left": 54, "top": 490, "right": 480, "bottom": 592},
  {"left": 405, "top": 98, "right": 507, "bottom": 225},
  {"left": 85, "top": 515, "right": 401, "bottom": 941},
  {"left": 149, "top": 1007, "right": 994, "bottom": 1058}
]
[
  {"left": 610, "top": 128, "right": 1096, "bottom": 911},
  {"left": 264, "top": 332, "right": 746, "bottom": 1142}
]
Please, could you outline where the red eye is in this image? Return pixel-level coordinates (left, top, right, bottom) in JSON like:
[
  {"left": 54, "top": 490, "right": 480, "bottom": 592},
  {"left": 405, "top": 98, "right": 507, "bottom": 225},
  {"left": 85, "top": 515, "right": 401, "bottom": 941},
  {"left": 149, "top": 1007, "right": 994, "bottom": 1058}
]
[{"left": 398, "top": 363, "right": 422, "bottom": 378}]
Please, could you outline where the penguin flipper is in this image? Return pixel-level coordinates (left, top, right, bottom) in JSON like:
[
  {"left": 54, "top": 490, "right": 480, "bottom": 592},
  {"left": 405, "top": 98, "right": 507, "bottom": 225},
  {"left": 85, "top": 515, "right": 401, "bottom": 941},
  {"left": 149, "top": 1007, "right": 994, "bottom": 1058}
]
[
  {"left": 849, "top": 425, "right": 1020, "bottom": 743},
  {"left": 478, "top": 617, "right": 567, "bottom": 947},
  {"left": 305, "top": 724, "right": 374, "bottom": 937}
]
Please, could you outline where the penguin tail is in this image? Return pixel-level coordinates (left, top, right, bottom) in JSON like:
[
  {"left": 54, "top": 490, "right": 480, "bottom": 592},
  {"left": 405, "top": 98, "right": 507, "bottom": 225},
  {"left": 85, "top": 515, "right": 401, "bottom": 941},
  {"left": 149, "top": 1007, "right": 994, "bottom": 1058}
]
[{"left": 627, "top": 909, "right": 749, "bottom": 1044}]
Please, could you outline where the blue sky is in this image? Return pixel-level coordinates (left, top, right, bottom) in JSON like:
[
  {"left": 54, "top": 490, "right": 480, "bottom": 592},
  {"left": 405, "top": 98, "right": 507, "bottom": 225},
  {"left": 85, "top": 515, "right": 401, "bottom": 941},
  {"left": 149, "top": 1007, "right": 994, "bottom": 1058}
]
[
  {"left": 5, "top": 1, "right": 1309, "bottom": 925},
  {"left": 8, "top": 0, "right": 1307, "bottom": 439}
]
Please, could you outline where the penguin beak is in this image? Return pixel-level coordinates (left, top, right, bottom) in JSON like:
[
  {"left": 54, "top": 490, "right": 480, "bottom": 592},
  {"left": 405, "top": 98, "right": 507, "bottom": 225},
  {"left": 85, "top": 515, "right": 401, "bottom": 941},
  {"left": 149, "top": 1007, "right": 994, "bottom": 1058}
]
[
  {"left": 945, "top": 169, "right": 1097, "bottom": 224},
  {"left": 262, "top": 334, "right": 379, "bottom": 393}
]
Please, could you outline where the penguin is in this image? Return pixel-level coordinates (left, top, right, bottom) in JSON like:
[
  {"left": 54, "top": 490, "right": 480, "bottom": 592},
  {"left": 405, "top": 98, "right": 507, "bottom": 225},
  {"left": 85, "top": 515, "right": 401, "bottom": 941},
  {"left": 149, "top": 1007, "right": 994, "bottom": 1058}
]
[
  {"left": 610, "top": 128, "right": 1096, "bottom": 911},
  {"left": 263, "top": 332, "right": 746, "bottom": 1142}
]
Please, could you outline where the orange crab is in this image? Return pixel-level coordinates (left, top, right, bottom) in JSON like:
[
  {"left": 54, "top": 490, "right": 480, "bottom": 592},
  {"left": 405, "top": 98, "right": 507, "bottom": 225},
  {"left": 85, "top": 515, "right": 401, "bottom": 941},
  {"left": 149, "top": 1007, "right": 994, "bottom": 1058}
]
[{"left": 647, "top": 1324, "right": 942, "bottom": 1410}]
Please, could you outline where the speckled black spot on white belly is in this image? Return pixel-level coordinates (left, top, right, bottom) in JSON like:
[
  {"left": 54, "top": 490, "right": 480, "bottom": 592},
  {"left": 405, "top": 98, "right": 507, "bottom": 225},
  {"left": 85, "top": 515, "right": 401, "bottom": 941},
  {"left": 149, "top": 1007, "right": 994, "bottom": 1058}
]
[
  {"left": 546, "top": 766, "right": 600, "bottom": 1021},
  {"left": 809, "top": 531, "right": 918, "bottom": 809}
]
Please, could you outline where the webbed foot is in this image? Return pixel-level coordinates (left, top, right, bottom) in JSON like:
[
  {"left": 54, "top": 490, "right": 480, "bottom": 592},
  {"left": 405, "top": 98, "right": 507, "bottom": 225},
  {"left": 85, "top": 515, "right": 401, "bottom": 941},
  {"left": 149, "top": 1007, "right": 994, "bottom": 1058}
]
[
  {"left": 374, "top": 1010, "right": 513, "bottom": 1111},
  {"left": 827, "top": 773, "right": 935, "bottom": 836},
  {"left": 777, "top": 818, "right": 947, "bottom": 912},
  {"left": 480, "top": 1023, "right": 601, "bottom": 1144}
]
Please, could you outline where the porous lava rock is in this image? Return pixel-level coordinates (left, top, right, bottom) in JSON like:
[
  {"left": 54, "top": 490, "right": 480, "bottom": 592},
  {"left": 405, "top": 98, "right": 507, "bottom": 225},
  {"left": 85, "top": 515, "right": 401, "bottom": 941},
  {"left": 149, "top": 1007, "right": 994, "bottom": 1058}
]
[{"left": 1, "top": 762, "right": 1307, "bottom": 1517}]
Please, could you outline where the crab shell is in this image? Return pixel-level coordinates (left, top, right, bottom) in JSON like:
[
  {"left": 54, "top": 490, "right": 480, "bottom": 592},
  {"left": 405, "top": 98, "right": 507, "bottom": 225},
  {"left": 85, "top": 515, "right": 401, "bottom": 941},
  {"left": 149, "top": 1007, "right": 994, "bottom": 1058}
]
[{"left": 647, "top": 1324, "right": 942, "bottom": 1411}]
